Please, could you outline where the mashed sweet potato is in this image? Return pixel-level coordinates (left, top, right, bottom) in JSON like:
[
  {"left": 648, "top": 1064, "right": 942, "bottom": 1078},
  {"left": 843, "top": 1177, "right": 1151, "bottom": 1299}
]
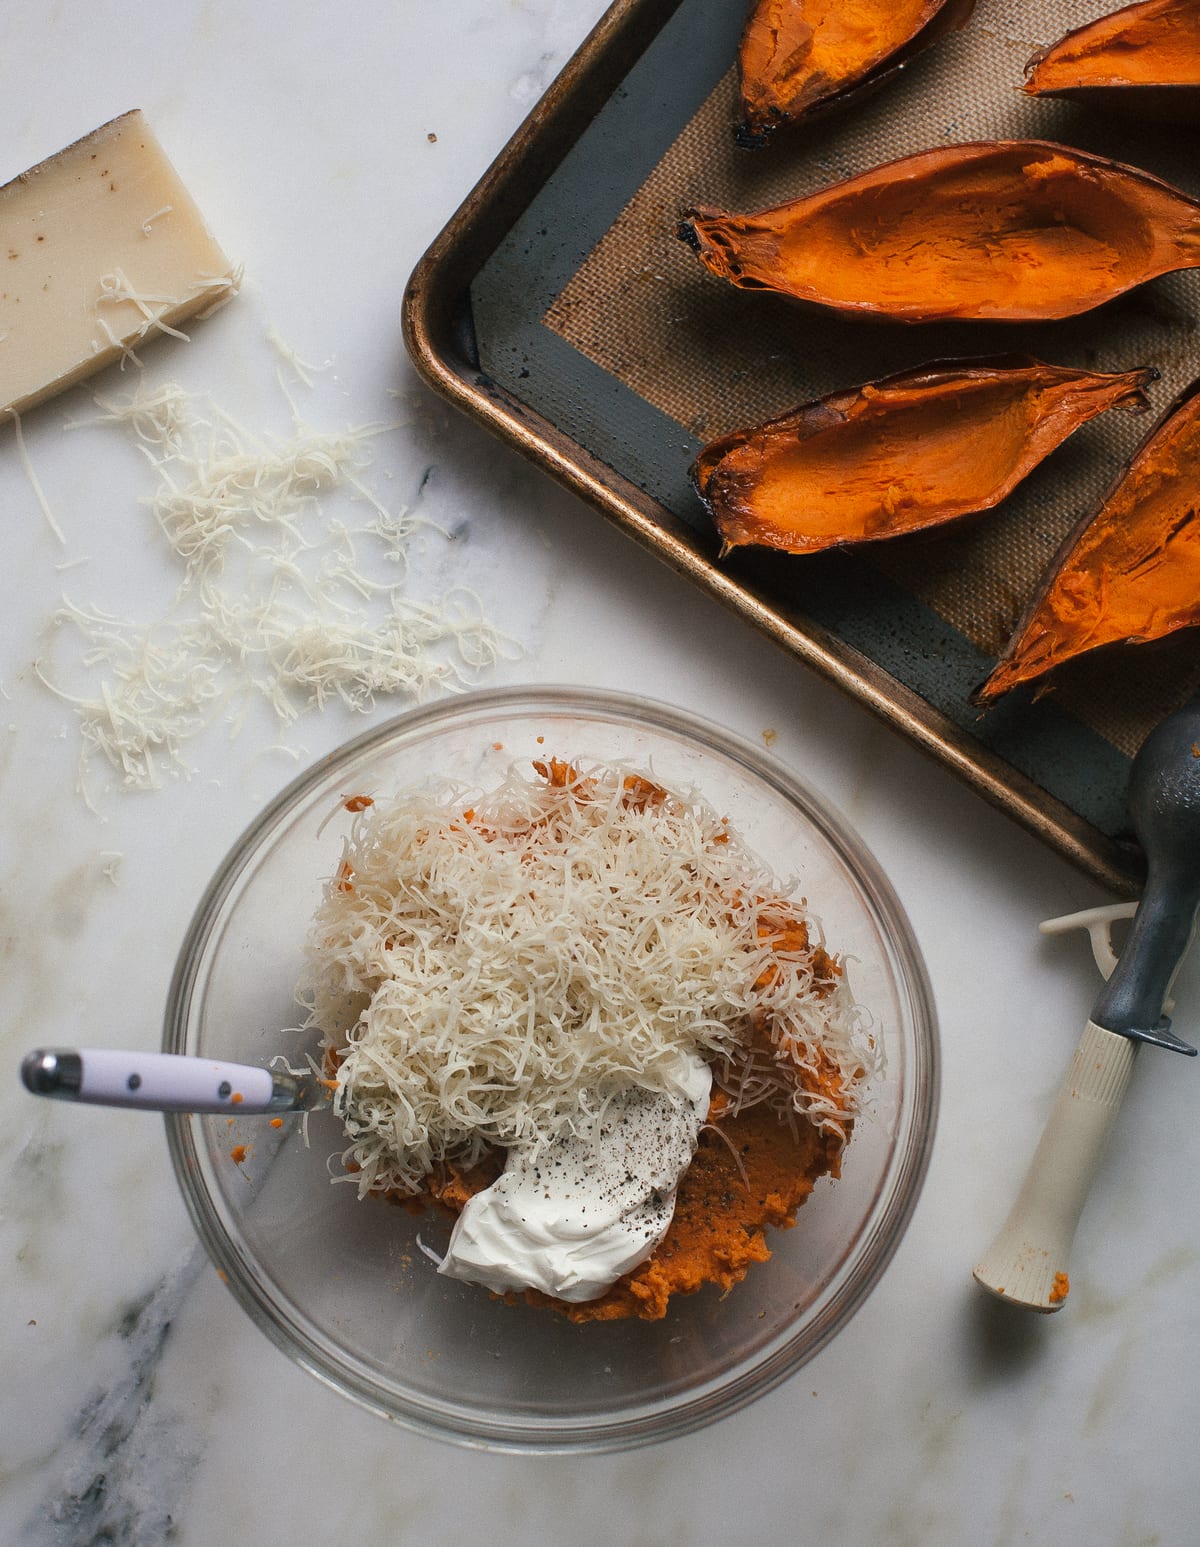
[
  {"left": 408, "top": 1084, "right": 845, "bottom": 1322},
  {"left": 542, "top": 1101, "right": 843, "bottom": 1322},
  {"left": 319, "top": 757, "right": 869, "bottom": 1320}
]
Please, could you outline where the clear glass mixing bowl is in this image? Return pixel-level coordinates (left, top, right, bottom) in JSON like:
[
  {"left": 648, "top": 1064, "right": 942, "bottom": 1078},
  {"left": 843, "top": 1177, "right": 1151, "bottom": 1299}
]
[{"left": 164, "top": 686, "right": 937, "bottom": 1451}]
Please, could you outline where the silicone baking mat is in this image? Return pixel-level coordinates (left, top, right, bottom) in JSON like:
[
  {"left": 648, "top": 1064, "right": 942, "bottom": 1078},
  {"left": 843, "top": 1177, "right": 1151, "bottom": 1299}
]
[{"left": 409, "top": 0, "right": 1200, "bottom": 893}]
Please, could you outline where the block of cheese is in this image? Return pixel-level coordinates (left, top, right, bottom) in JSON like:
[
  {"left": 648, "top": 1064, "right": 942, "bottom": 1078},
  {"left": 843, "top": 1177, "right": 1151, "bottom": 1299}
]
[{"left": 0, "top": 110, "right": 238, "bottom": 417}]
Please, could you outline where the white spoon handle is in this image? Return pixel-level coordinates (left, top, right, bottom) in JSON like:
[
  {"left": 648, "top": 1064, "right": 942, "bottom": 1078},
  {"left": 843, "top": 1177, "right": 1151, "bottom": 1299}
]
[
  {"left": 973, "top": 1021, "right": 1137, "bottom": 1311},
  {"left": 21, "top": 1048, "right": 302, "bottom": 1114}
]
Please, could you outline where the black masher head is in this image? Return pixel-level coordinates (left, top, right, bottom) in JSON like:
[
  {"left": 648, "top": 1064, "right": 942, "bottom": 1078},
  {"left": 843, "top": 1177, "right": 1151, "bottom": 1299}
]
[{"left": 1092, "top": 694, "right": 1200, "bottom": 1055}]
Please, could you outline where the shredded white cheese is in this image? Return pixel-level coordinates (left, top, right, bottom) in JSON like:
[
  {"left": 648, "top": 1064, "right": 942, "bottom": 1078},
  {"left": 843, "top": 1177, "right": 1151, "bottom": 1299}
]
[
  {"left": 8, "top": 407, "right": 67, "bottom": 544},
  {"left": 94, "top": 266, "right": 242, "bottom": 364},
  {"left": 301, "top": 761, "right": 877, "bottom": 1199},
  {"left": 38, "top": 372, "right": 513, "bottom": 800},
  {"left": 36, "top": 601, "right": 225, "bottom": 791},
  {"left": 140, "top": 205, "right": 174, "bottom": 235},
  {"left": 265, "top": 325, "right": 328, "bottom": 387}
]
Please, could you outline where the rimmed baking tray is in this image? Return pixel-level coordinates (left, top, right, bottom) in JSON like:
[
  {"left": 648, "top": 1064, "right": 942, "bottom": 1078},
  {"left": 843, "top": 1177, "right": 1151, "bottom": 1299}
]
[{"left": 403, "top": 0, "right": 1200, "bottom": 898}]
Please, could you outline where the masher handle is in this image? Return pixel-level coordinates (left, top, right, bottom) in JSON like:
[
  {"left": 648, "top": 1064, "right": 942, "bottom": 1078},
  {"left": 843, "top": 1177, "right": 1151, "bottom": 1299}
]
[
  {"left": 21, "top": 1048, "right": 289, "bottom": 1114},
  {"left": 973, "top": 1021, "right": 1137, "bottom": 1311}
]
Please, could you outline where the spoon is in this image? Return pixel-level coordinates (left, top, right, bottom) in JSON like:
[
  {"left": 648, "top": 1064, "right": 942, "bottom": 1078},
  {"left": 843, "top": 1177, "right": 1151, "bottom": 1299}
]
[
  {"left": 20, "top": 1048, "right": 328, "bottom": 1115},
  {"left": 973, "top": 694, "right": 1200, "bottom": 1311}
]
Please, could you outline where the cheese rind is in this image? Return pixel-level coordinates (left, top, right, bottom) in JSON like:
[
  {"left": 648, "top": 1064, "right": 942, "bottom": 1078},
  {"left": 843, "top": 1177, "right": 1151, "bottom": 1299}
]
[{"left": 0, "top": 110, "right": 237, "bottom": 417}]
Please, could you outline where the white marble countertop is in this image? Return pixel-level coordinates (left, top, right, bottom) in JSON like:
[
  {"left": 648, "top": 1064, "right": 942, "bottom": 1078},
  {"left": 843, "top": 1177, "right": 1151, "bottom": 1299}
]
[{"left": 3, "top": 3, "right": 1198, "bottom": 1543}]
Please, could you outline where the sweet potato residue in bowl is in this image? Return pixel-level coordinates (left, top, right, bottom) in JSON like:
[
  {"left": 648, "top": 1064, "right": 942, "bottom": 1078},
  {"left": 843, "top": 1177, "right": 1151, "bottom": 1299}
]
[{"left": 414, "top": 1047, "right": 849, "bottom": 1322}]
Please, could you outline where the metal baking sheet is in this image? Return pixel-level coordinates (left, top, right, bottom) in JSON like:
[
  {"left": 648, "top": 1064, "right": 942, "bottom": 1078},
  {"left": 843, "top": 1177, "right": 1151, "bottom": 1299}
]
[{"left": 404, "top": 0, "right": 1200, "bottom": 897}]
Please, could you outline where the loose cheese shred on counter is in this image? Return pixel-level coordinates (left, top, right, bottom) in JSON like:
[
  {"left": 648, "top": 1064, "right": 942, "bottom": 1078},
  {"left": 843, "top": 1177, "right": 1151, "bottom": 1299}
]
[
  {"left": 301, "top": 760, "right": 878, "bottom": 1198},
  {"left": 8, "top": 407, "right": 67, "bottom": 544}
]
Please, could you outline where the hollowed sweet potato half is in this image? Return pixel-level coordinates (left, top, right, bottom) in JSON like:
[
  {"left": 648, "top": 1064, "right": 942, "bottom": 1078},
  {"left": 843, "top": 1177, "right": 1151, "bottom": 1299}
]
[
  {"left": 1024, "top": 0, "right": 1200, "bottom": 120},
  {"left": 977, "top": 376, "right": 1200, "bottom": 703},
  {"left": 692, "top": 359, "right": 1155, "bottom": 555},
  {"left": 679, "top": 141, "right": 1200, "bottom": 322},
  {"left": 736, "top": 0, "right": 974, "bottom": 147}
]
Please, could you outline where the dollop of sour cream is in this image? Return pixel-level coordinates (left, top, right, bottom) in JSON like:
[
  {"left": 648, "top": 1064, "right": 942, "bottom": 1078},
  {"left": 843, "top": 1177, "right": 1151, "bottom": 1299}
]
[{"left": 438, "top": 1052, "right": 712, "bottom": 1302}]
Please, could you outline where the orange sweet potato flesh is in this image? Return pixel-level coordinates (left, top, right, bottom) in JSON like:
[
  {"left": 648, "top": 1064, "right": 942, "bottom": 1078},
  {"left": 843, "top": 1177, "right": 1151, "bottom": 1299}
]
[
  {"left": 977, "top": 377, "right": 1200, "bottom": 702},
  {"left": 1024, "top": 0, "right": 1200, "bottom": 117},
  {"left": 693, "top": 359, "right": 1155, "bottom": 555},
  {"left": 410, "top": 1099, "right": 843, "bottom": 1323},
  {"left": 526, "top": 1103, "right": 842, "bottom": 1323},
  {"left": 679, "top": 141, "right": 1200, "bottom": 322},
  {"left": 736, "top": 0, "right": 974, "bottom": 146}
]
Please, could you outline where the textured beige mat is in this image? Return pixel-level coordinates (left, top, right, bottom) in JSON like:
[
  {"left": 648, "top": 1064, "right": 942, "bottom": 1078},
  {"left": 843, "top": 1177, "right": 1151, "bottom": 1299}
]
[{"left": 545, "top": 0, "right": 1200, "bottom": 756}]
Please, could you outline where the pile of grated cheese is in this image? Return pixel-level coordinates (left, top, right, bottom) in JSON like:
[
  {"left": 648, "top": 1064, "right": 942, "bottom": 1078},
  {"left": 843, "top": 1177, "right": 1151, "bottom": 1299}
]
[
  {"left": 301, "top": 759, "right": 878, "bottom": 1198},
  {"left": 34, "top": 376, "right": 511, "bottom": 801}
]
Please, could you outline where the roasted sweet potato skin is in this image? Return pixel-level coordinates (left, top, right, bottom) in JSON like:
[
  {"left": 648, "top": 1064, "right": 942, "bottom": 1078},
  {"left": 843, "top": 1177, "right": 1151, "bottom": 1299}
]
[
  {"left": 736, "top": 0, "right": 974, "bottom": 147},
  {"left": 1024, "top": 0, "right": 1200, "bottom": 122},
  {"left": 692, "top": 359, "right": 1155, "bottom": 555},
  {"left": 679, "top": 141, "right": 1200, "bottom": 322},
  {"left": 977, "top": 376, "right": 1200, "bottom": 703}
]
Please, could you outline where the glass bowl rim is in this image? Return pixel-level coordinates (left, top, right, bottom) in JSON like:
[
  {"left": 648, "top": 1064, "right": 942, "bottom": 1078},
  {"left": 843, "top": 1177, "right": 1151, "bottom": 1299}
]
[{"left": 163, "top": 684, "right": 939, "bottom": 1452}]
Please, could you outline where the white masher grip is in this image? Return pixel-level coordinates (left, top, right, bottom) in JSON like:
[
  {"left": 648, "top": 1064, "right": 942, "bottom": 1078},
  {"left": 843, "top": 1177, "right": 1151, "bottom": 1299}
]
[
  {"left": 23, "top": 1048, "right": 277, "bottom": 1113},
  {"left": 80, "top": 1050, "right": 276, "bottom": 1111},
  {"left": 973, "top": 1021, "right": 1137, "bottom": 1311}
]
